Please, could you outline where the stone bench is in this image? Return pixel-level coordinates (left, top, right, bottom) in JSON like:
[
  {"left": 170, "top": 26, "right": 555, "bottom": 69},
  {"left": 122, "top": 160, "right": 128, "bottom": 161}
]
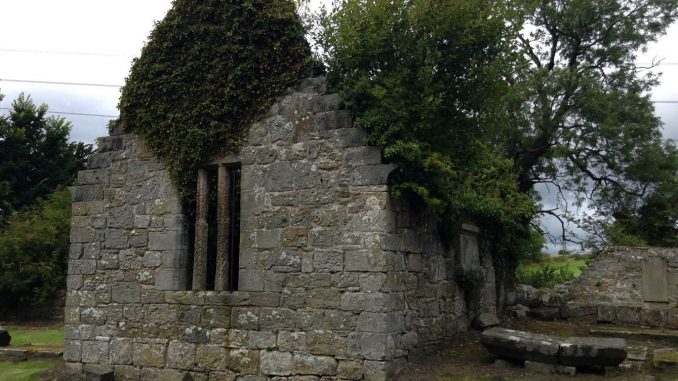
[{"left": 481, "top": 327, "right": 627, "bottom": 367}]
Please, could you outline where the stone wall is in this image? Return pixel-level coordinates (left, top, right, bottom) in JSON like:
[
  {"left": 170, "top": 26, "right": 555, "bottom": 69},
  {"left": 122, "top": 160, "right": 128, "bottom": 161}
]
[
  {"left": 541, "top": 247, "right": 678, "bottom": 328},
  {"left": 66, "top": 78, "right": 489, "bottom": 380}
]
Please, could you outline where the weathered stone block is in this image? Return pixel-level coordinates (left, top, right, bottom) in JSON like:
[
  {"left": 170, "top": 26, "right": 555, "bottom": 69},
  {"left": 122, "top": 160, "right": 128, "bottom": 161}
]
[
  {"left": 166, "top": 341, "right": 196, "bottom": 370},
  {"left": 69, "top": 260, "right": 97, "bottom": 275},
  {"left": 481, "top": 327, "right": 560, "bottom": 364},
  {"left": 559, "top": 337, "right": 627, "bottom": 367},
  {"left": 82, "top": 341, "right": 110, "bottom": 364},
  {"left": 313, "top": 250, "right": 343, "bottom": 273},
  {"left": 260, "top": 307, "right": 295, "bottom": 330},
  {"left": 338, "top": 360, "right": 364, "bottom": 380},
  {"left": 260, "top": 351, "right": 293, "bottom": 376},
  {"left": 247, "top": 331, "right": 276, "bottom": 349},
  {"left": 306, "top": 288, "right": 341, "bottom": 309},
  {"left": 232, "top": 307, "right": 260, "bottom": 330},
  {"left": 293, "top": 353, "right": 338, "bottom": 375},
  {"left": 356, "top": 312, "right": 403, "bottom": 334},
  {"left": 73, "top": 185, "right": 97, "bottom": 202},
  {"left": 347, "top": 332, "right": 395, "bottom": 360},
  {"left": 307, "top": 330, "right": 347, "bottom": 356},
  {"left": 71, "top": 227, "right": 96, "bottom": 243},
  {"left": 225, "top": 348, "right": 259, "bottom": 374},
  {"left": 64, "top": 340, "right": 82, "bottom": 362},
  {"left": 341, "top": 292, "right": 389, "bottom": 312},
  {"left": 110, "top": 338, "right": 133, "bottom": 365},
  {"left": 133, "top": 342, "right": 167, "bottom": 368},
  {"left": 112, "top": 283, "right": 140, "bottom": 303},
  {"left": 196, "top": 345, "right": 226, "bottom": 371},
  {"left": 278, "top": 331, "right": 307, "bottom": 352}
]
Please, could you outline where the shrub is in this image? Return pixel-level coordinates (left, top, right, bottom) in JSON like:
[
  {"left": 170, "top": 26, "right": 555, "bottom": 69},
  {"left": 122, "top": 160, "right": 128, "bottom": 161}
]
[{"left": 0, "top": 189, "right": 71, "bottom": 309}]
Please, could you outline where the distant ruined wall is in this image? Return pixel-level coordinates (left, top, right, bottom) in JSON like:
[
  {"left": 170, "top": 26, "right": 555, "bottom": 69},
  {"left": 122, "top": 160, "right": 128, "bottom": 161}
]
[
  {"left": 65, "top": 78, "right": 494, "bottom": 380},
  {"left": 551, "top": 247, "right": 678, "bottom": 328}
]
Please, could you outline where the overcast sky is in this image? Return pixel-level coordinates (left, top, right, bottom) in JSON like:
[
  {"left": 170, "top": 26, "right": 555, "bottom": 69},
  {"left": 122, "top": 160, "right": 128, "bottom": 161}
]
[{"left": 1, "top": 1, "right": 676, "bottom": 252}]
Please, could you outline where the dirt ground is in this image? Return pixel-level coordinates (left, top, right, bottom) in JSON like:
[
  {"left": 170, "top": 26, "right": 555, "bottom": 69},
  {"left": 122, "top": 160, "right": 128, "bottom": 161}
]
[{"left": 396, "top": 318, "right": 678, "bottom": 381}]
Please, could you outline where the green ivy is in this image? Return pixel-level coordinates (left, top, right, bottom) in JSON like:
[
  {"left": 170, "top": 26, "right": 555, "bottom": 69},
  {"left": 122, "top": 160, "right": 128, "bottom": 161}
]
[{"left": 119, "top": 0, "right": 312, "bottom": 209}]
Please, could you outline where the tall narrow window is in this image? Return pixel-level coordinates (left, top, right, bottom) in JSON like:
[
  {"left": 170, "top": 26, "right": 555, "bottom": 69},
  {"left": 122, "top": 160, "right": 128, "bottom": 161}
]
[{"left": 192, "top": 163, "right": 240, "bottom": 291}]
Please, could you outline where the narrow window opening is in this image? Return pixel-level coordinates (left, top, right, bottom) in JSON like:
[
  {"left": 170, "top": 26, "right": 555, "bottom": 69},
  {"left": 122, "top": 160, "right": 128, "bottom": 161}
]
[{"left": 192, "top": 163, "right": 240, "bottom": 291}]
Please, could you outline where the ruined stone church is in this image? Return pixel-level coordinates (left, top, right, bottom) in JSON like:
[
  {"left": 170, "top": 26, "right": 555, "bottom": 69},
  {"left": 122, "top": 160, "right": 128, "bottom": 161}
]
[{"left": 65, "top": 77, "right": 498, "bottom": 380}]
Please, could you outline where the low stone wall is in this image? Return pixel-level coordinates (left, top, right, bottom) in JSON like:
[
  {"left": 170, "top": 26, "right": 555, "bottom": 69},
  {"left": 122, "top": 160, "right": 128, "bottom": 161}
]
[
  {"left": 65, "top": 78, "right": 492, "bottom": 380},
  {"left": 531, "top": 247, "right": 678, "bottom": 328}
]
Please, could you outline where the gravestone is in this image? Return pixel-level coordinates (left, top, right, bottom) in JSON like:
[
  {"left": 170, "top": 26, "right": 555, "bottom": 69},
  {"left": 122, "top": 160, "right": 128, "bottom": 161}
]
[{"left": 642, "top": 257, "right": 668, "bottom": 303}]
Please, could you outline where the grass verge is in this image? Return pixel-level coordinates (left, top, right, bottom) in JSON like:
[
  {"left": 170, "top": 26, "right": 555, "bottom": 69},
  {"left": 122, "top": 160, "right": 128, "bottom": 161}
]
[
  {"left": 0, "top": 359, "right": 61, "bottom": 381},
  {"left": 8, "top": 327, "right": 63, "bottom": 348}
]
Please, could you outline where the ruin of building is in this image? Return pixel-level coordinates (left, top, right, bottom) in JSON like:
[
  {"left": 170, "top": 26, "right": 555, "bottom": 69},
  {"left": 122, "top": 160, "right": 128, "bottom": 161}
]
[{"left": 65, "top": 78, "right": 498, "bottom": 380}]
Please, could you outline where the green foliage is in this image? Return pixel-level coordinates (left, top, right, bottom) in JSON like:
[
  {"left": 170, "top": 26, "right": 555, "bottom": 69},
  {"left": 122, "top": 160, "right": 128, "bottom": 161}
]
[
  {"left": 316, "top": 0, "right": 536, "bottom": 261},
  {"left": 0, "top": 94, "right": 92, "bottom": 221},
  {"left": 516, "top": 263, "right": 578, "bottom": 289},
  {"left": 507, "top": 0, "right": 678, "bottom": 243},
  {"left": 0, "top": 190, "right": 71, "bottom": 309},
  {"left": 119, "top": 0, "right": 312, "bottom": 209},
  {"left": 604, "top": 178, "right": 678, "bottom": 247},
  {"left": 517, "top": 228, "right": 546, "bottom": 263}
]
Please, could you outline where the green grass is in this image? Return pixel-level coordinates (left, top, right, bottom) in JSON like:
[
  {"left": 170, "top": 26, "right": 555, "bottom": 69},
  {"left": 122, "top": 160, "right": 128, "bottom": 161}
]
[
  {"left": 516, "top": 254, "right": 590, "bottom": 289},
  {"left": 520, "top": 257, "right": 588, "bottom": 277},
  {"left": 0, "top": 359, "right": 60, "bottom": 381},
  {"left": 9, "top": 327, "right": 63, "bottom": 348}
]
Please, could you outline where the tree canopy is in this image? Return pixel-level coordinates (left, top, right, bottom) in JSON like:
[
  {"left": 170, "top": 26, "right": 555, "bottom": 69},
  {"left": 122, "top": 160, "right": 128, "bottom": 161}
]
[
  {"left": 0, "top": 189, "right": 72, "bottom": 309},
  {"left": 0, "top": 93, "right": 91, "bottom": 221},
  {"left": 506, "top": 0, "right": 678, "bottom": 245},
  {"left": 316, "top": 0, "right": 678, "bottom": 251}
]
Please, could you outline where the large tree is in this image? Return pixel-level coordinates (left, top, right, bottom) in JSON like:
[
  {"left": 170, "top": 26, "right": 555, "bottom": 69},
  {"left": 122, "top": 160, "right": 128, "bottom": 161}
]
[
  {"left": 0, "top": 93, "right": 92, "bottom": 220},
  {"left": 506, "top": 0, "right": 678, "bottom": 244},
  {"left": 316, "top": 0, "right": 678, "bottom": 249}
]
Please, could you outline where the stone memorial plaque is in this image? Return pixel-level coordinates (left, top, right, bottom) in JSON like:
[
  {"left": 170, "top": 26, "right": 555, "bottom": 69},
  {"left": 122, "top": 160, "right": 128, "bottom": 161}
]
[
  {"left": 460, "top": 231, "right": 480, "bottom": 266},
  {"left": 642, "top": 257, "right": 669, "bottom": 303}
]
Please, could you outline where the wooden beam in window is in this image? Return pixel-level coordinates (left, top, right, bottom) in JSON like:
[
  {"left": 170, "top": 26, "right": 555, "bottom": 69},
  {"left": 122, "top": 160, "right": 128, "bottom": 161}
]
[
  {"left": 192, "top": 168, "right": 209, "bottom": 290},
  {"left": 215, "top": 164, "right": 231, "bottom": 291}
]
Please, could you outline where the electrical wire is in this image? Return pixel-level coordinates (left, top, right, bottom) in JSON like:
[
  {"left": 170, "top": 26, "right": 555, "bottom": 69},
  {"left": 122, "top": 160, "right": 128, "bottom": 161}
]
[
  {"left": 0, "top": 47, "right": 130, "bottom": 58},
  {"left": 0, "top": 107, "right": 118, "bottom": 118},
  {"left": 0, "top": 78, "right": 122, "bottom": 88}
]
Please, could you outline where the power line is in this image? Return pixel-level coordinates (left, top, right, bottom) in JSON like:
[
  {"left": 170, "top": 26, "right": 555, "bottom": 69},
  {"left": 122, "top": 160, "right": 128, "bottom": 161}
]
[
  {"left": 0, "top": 78, "right": 122, "bottom": 88},
  {"left": 0, "top": 47, "right": 130, "bottom": 58},
  {"left": 653, "top": 101, "right": 678, "bottom": 104},
  {"left": 0, "top": 107, "right": 118, "bottom": 118}
]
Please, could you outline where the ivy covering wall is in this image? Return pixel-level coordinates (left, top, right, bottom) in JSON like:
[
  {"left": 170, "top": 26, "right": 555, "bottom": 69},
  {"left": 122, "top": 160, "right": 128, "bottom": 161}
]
[{"left": 119, "top": 0, "right": 312, "bottom": 209}]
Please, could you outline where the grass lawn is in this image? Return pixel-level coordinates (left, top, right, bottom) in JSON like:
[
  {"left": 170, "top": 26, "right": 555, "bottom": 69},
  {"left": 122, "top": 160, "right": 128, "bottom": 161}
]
[
  {"left": 8, "top": 326, "right": 63, "bottom": 349},
  {"left": 0, "top": 359, "right": 61, "bottom": 381}
]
